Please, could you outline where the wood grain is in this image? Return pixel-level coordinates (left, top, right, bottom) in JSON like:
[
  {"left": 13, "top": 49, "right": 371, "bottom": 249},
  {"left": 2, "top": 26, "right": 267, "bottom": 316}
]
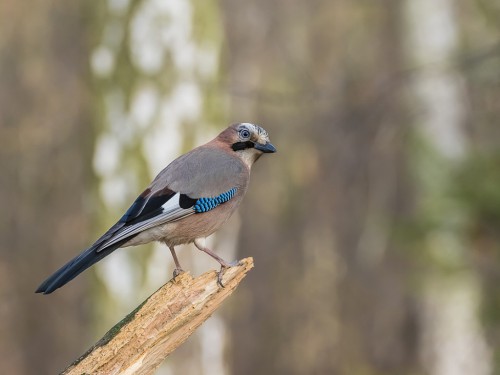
[{"left": 62, "top": 258, "right": 254, "bottom": 375}]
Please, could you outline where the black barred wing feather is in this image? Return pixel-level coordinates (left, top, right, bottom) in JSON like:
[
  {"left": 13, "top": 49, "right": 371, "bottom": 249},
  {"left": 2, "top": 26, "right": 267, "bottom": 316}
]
[{"left": 98, "top": 187, "right": 238, "bottom": 250}]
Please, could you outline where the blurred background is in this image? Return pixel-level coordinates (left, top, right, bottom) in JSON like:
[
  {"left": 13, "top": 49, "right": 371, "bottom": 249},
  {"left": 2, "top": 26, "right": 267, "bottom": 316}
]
[{"left": 1, "top": 0, "right": 500, "bottom": 374}]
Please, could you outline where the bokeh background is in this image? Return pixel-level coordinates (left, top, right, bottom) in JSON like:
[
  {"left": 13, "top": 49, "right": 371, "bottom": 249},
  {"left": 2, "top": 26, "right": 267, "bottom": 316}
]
[{"left": 2, "top": 0, "right": 500, "bottom": 374}]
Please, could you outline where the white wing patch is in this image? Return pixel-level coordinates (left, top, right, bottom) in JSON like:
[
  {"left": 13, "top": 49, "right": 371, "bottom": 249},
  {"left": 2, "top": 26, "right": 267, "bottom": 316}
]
[{"left": 98, "top": 193, "right": 195, "bottom": 251}]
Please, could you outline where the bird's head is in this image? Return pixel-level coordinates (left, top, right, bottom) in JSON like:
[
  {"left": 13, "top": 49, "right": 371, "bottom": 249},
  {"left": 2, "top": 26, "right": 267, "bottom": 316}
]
[{"left": 219, "top": 123, "right": 276, "bottom": 167}]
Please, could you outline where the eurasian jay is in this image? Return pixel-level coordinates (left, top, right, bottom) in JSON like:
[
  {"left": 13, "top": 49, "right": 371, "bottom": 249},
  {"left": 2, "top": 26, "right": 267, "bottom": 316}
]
[{"left": 36, "top": 123, "right": 275, "bottom": 294}]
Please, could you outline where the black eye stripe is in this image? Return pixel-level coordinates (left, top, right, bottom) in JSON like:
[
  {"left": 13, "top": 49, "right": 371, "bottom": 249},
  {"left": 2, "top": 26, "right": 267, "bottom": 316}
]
[{"left": 232, "top": 141, "right": 254, "bottom": 151}]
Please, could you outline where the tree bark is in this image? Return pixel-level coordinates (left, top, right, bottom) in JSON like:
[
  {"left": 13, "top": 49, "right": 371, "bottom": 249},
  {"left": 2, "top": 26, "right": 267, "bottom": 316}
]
[{"left": 62, "top": 258, "right": 253, "bottom": 375}]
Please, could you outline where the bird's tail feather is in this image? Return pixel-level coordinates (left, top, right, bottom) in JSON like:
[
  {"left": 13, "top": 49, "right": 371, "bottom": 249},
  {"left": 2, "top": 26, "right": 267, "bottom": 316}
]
[{"left": 35, "top": 238, "right": 129, "bottom": 295}]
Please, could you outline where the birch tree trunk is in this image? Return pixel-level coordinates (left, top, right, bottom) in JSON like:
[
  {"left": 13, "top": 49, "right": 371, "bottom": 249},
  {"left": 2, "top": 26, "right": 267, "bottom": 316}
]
[{"left": 89, "top": 1, "right": 229, "bottom": 374}]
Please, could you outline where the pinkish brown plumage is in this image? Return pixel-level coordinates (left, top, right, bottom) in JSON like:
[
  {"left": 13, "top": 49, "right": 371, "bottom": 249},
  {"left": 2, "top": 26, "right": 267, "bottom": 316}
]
[{"left": 36, "top": 123, "right": 275, "bottom": 294}]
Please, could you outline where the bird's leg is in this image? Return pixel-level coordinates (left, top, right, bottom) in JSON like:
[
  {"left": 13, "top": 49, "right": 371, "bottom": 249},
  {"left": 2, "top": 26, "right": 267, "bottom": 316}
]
[
  {"left": 168, "top": 246, "right": 184, "bottom": 278},
  {"left": 194, "top": 238, "right": 240, "bottom": 288}
]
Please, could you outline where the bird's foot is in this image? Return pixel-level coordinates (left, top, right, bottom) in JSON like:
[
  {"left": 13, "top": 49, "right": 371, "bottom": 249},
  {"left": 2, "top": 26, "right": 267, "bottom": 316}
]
[
  {"left": 172, "top": 268, "right": 185, "bottom": 278},
  {"left": 217, "top": 266, "right": 227, "bottom": 288},
  {"left": 216, "top": 260, "right": 242, "bottom": 288}
]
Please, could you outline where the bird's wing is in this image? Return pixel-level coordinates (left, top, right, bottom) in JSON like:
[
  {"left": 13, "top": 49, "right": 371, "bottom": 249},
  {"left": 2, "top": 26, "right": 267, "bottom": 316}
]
[
  {"left": 98, "top": 189, "right": 239, "bottom": 253},
  {"left": 99, "top": 189, "right": 192, "bottom": 249}
]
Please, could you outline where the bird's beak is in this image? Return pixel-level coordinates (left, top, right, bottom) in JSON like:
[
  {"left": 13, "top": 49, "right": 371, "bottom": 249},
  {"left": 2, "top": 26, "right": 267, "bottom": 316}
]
[{"left": 254, "top": 142, "right": 277, "bottom": 153}]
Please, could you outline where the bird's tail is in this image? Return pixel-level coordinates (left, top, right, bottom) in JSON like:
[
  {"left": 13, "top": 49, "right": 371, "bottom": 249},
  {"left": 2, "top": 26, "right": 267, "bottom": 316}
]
[{"left": 35, "top": 239, "right": 128, "bottom": 295}]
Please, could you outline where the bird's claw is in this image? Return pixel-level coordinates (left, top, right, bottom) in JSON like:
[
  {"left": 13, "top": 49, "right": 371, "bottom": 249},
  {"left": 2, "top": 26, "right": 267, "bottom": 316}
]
[
  {"left": 217, "top": 267, "right": 226, "bottom": 288},
  {"left": 216, "top": 259, "right": 242, "bottom": 288},
  {"left": 173, "top": 268, "right": 185, "bottom": 278}
]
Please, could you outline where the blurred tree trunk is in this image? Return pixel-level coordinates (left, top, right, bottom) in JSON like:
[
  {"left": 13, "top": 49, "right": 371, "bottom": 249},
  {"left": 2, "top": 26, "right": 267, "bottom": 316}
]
[
  {"left": 405, "top": 1, "right": 492, "bottom": 374},
  {"left": 222, "top": 1, "right": 418, "bottom": 374},
  {"left": 0, "top": 2, "right": 95, "bottom": 375},
  {"left": 456, "top": 0, "right": 500, "bottom": 369},
  {"left": 88, "top": 2, "right": 228, "bottom": 375}
]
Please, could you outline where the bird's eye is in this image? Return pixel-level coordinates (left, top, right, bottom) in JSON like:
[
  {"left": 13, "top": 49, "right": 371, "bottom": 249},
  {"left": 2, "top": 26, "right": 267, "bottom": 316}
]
[{"left": 239, "top": 129, "right": 251, "bottom": 139}]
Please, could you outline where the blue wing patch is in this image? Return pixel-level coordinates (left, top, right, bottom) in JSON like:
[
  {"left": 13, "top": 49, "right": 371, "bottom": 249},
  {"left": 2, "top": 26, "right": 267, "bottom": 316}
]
[{"left": 193, "top": 187, "right": 237, "bottom": 213}]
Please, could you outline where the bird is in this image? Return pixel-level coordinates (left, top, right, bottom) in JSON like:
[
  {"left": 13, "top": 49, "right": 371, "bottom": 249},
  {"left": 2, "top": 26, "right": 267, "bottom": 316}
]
[{"left": 36, "top": 123, "right": 276, "bottom": 294}]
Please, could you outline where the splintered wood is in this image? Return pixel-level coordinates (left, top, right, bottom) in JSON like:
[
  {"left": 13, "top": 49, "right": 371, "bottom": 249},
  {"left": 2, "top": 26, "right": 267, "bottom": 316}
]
[{"left": 62, "top": 258, "right": 254, "bottom": 375}]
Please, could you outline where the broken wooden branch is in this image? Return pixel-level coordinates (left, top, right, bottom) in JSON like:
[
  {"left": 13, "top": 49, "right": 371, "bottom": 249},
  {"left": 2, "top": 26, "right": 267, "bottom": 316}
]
[{"left": 62, "top": 257, "right": 254, "bottom": 375}]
